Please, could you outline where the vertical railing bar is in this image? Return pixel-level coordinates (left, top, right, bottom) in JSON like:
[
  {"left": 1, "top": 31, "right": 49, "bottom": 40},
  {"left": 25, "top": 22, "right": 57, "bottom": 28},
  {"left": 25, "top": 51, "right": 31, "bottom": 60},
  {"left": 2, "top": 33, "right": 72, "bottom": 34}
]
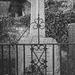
[
  {"left": 31, "top": 45, "right": 33, "bottom": 75},
  {"left": 45, "top": 45, "right": 47, "bottom": 75},
  {"left": 9, "top": 45, "right": 11, "bottom": 75},
  {"left": 23, "top": 45, "right": 25, "bottom": 75},
  {"left": 60, "top": 45, "right": 62, "bottom": 75},
  {"left": 67, "top": 44, "right": 69, "bottom": 75},
  {"left": 53, "top": 44, "right": 54, "bottom": 75},
  {"left": 1, "top": 45, "right": 3, "bottom": 75},
  {"left": 16, "top": 45, "right": 18, "bottom": 75}
]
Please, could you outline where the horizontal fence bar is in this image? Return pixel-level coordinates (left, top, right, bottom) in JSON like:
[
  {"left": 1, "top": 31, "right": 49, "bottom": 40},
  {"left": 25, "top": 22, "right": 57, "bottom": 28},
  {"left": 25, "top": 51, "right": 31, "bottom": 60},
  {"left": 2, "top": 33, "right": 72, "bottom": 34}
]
[{"left": 0, "top": 43, "right": 75, "bottom": 45}]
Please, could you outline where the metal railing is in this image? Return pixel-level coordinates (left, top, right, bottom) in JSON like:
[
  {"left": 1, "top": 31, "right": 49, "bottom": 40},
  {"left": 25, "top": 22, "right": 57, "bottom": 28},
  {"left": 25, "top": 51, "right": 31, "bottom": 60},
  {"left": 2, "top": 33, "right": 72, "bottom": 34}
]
[{"left": 0, "top": 43, "right": 75, "bottom": 75}]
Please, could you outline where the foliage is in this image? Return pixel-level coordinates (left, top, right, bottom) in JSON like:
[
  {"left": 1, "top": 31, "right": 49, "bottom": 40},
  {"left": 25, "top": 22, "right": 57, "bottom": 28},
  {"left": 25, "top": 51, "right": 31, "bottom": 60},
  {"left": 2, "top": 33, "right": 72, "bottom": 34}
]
[
  {"left": 45, "top": 11, "right": 69, "bottom": 43},
  {"left": 19, "top": 14, "right": 30, "bottom": 27},
  {"left": 45, "top": 0, "right": 61, "bottom": 12},
  {"left": 45, "top": 0, "right": 69, "bottom": 43},
  {"left": 45, "top": 0, "right": 75, "bottom": 43},
  {"left": 0, "top": 14, "right": 30, "bottom": 43},
  {"left": 0, "top": 16, "right": 18, "bottom": 43}
]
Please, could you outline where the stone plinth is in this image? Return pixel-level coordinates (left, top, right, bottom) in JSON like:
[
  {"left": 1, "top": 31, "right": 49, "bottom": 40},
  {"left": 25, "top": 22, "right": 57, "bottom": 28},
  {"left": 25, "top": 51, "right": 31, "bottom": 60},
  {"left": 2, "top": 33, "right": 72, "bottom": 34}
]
[{"left": 18, "top": 37, "right": 60, "bottom": 75}]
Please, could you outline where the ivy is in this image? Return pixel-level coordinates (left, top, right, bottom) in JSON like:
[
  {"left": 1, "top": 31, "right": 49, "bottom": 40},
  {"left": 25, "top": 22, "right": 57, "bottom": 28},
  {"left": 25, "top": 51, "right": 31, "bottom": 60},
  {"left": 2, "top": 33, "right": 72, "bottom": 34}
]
[{"left": 45, "top": 11, "right": 68, "bottom": 43}]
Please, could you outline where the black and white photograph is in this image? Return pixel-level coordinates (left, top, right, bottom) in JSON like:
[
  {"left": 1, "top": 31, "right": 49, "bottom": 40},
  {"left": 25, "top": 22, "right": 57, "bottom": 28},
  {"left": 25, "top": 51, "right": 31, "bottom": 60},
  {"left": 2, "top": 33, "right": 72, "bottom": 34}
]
[{"left": 0, "top": 0, "right": 75, "bottom": 75}]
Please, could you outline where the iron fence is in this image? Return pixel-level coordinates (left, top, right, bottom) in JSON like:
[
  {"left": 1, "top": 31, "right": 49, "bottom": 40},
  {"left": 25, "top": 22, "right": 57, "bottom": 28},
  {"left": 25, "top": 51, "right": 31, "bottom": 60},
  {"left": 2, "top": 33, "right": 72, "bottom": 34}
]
[{"left": 0, "top": 43, "right": 75, "bottom": 75}]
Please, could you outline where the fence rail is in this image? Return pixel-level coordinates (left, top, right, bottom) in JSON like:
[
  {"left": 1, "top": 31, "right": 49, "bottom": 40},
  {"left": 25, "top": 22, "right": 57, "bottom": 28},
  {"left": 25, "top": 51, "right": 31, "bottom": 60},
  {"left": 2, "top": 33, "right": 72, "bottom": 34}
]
[{"left": 0, "top": 43, "right": 75, "bottom": 75}]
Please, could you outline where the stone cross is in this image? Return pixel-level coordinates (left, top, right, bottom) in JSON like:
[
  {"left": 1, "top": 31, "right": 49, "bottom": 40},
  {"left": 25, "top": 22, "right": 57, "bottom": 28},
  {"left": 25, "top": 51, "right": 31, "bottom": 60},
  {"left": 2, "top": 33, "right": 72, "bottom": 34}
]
[{"left": 18, "top": 0, "right": 60, "bottom": 75}]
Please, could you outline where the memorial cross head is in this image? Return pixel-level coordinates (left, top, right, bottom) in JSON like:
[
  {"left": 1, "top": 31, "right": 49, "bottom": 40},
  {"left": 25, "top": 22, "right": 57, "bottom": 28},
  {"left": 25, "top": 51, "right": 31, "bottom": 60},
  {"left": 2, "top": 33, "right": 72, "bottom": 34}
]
[{"left": 30, "top": 14, "right": 45, "bottom": 30}]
